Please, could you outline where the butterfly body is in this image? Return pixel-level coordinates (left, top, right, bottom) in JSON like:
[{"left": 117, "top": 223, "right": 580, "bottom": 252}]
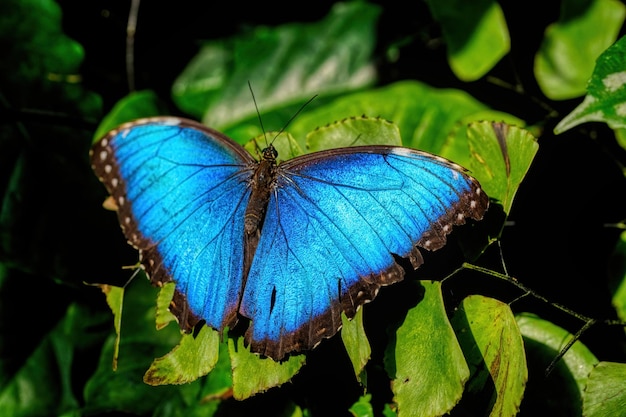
[{"left": 91, "top": 116, "right": 488, "bottom": 360}]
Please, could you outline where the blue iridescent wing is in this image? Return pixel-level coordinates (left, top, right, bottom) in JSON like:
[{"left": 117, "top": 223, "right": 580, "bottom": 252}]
[
  {"left": 90, "top": 117, "right": 256, "bottom": 332},
  {"left": 239, "top": 147, "right": 488, "bottom": 358}
]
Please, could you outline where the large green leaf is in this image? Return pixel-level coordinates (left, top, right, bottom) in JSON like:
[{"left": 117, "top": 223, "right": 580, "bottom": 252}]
[
  {"left": 451, "top": 295, "right": 527, "bottom": 416},
  {"left": 386, "top": 280, "right": 469, "bottom": 417},
  {"left": 289, "top": 80, "right": 511, "bottom": 155},
  {"left": 583, "top": 361, "right": 626, "bottom": 416},
  {"left": 516, "top": 313, "right": 598, "bottom": 415},
  {"left": 535, "top": 0, "right": 625, "bottom": 100},
  {"left": 555, "top": 35, "right": 626, "bottom": 133},
  {"left": 462, "top": 121, "right": 539, "bottom": 215},
  {"left": 172, "top": 2, "right": 380, "bottom": 130},
  {"left": 424, "top": 0, "right": 510, "bottom": 81}
]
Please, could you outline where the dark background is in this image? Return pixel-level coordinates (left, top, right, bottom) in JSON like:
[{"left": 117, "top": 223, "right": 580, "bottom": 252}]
[{"left": 3, "top": 0, "right": 626, "bottom": 414}]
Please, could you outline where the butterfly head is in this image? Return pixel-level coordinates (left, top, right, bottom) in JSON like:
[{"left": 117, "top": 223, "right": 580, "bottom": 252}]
[{"left": 261, "top": 145, "right": 278, "bottom": 162}]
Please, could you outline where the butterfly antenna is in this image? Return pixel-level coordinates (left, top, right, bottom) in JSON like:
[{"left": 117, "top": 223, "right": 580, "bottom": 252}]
[
  {"left": 248, "top": 81, "right": 268, "bottom": 150},
  {"left": 272, "top": 94, "right": 318, "bottom": 143}
]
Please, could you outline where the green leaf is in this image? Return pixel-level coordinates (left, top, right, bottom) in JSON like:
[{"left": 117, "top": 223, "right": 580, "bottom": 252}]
[
  {"left": 451, "top": 295, "right": 527, "bottom": 416},
  {"left": 0, "top": 302, "right": 108, "bottom": 416},
  {"left": 463, "top": 121, "right": 539, "bottom": 215},
  {"left": 289, "top": 80, "right": 495, "bottom": 154},
  {"left": 229, "top": 337, "right": 306, "bottom": 400},
  {"left": 172, "top": 2, "right": 380, "bottom": 130},
  {"left": 244, "top": 131, "right": 304, "bottom": 161},
  {"left": 349, "top": 393, "right": 374, "bottom": 417},
  {"left": 555, "top": 35, "right": 626, "bottom": 133},
  {"left": 386, "top": 280, "right": 469, "bottom": 416},
  {"left": 610, "top": 230, "right": 626, "bottom": 322},
  {"left": 97, "top": 284, "right": 125, "bottom": 371},
  {"left": 155, "top": 282, "right": 178, "bottom": 330},
  {"left": 516, "top": 313, "right": 598, "bottom": 415},
  {"left": 341, "top": 308, "right": 371, "bottom": 383},
  {"left": 83, "top": 277, "right": 183, "bottom": 415},
  {"left": 425, "top": 0, "right": 510, "bottom": 81},
  {"left": 306, "top": 116, "right": 402, "bottom": 152},
  {"left": 93, "top": 90, "right": 168, "bottom": 140},
  {"left": 144, "top": 326, "right": 221, "bottom": 386},
  {"left": 583, "top": 361, "right": 626, "bottom": 416},
  {"left": 535, "top": 0, "right": 626, "bottom": 100}
]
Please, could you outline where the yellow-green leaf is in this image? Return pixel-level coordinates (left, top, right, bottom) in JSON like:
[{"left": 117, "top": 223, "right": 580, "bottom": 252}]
[
  {"left": 387, "top": 280, "right": 469, "bottom": 416},
  {"left": 465, "top": 121, "right": 539, "bottom": 215},
  {"left": 451, "top": 295, "right": 527, "bottom": 416},
  {"left": 143, "top": 325, "right": 221, "bottom": 385},
  {"left": 229, "top": 337, "right": 305, "bottom": 400}
]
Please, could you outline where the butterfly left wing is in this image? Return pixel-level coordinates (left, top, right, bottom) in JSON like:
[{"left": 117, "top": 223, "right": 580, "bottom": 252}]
[
  {"left": 239, "top": 146, "right": 488, "bottom": 359},
  {"left": 91, "top": 117, "right": 256, "bottom": 333}
]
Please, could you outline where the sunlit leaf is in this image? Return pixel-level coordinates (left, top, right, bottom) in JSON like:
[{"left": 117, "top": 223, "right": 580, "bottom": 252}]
[
  {"left": 517, "top": 314, "right": 598, "bottom": 401},
  {"left": 464, "top": 121, "right": 539, "bottom": 215},
  {"left": 341, "top": 308, "right": 371, "bottom": 383},
  {"left": 386, "top": 280, "right": 469, "bottom": 417},
  {"left": 155, "top": 282, "right": 177, "bottom": 330},
  {"left": 97, "top": 284, "right": 125, "bottom": 370},
  {"left": 349, "top": 393, "right": 374, "bottom": 417},
  {"left": 535, "top": 0, "right": 625, "bottom": 100},
  {"left": 583, "top": 361, "right": 626, "bottom": 416},
  {"left": 144, "top": 326, "right": 221, "bottom": 386},
  {"left": 229, "top": 337, "right": 305, "bottom": 400},
  {"left": 93, "top": 90, "right": 167, "bottom": 140},
  {"left": 306, "top": 116, "right": 402, "bottom": 152},
  {"left": 172, "top": 2, "right": 380, "bottom": 130},
  {"left": 425, "top": 0, "right": 510, "bottom": 81},
  {"left": 451, "top": 295, "right": 527, "bottom": 416},
  {"left": 289, "top": 80, "right": 497, "bottom": 154},
  {"left": 555, "top": 35, "right": 626, "bottom": 133}
]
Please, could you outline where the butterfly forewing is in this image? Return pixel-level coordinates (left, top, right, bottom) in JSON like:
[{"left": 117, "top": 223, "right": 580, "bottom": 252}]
[{"left": 90, "top": 117, "right": 256, "bottom": 332}]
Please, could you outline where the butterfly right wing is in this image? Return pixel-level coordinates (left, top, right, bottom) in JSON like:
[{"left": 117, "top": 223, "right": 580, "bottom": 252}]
[{"left": 90, "top": 117, "right": 255, "bottom": 332}]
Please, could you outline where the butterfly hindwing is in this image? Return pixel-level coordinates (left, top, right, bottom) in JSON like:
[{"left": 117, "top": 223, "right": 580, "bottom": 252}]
[
  {"left": 240, "top": 147, "right": 488, "bottom": 358},
  {"left": 91, "top": 117, "right": 256, "bottom": 332}
]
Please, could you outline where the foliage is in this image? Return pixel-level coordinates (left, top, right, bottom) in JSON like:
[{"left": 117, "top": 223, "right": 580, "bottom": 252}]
[{"left": 1, "top": 0, "right": 625, "bottom": 416}]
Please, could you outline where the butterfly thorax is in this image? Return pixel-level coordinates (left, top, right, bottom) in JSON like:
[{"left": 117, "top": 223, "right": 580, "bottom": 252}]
[{"left": 244, "top": 145, "right": 279, "bottom": 236}]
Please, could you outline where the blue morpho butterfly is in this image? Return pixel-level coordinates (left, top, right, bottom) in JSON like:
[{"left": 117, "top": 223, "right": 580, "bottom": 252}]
[{"left": 90, "top": 116, "right": 489, "bottom": 360}]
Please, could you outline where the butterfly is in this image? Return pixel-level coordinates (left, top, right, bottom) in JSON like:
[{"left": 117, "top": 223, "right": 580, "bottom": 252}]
[{"left": 90, "top": 116, "right": 489, "bottom": 360}]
